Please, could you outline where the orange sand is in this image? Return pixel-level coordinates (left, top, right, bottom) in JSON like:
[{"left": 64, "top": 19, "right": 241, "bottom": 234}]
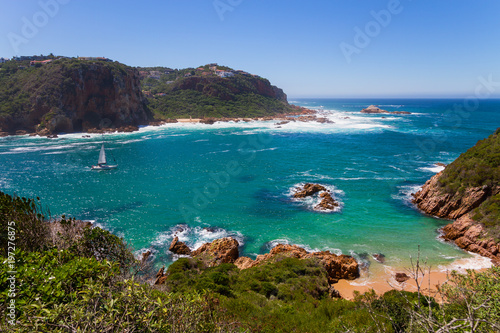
[{"left": 335, "top": 254, "right": 493, "bottom": 300}]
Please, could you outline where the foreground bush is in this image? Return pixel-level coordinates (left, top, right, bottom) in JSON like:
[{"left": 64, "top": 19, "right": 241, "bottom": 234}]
[{"left": 0, "top": 249, "right": 235, "bottom": 332}]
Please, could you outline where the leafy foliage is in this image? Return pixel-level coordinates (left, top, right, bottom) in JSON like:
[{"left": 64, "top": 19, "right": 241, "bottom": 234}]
[
  {"left": 438, "top": 267, "right": 500, "bottom": 332},
  {"left": 0, "top": 191, "right": 50, "bottom": 256},
  {"left": 0, "top": 250, "right": 233, "bottom": 332},
  {"left": 140, "top": 65, "right": 295, "bottom": 118},
  {"left": 163, "top": 257, "right": 390, "bottom": 332},
  {"left": 438, "top": 128, "right": 500, "bottom": 194},
  {"left": 0, "top": 58, "right": 134, "bottom": 119},
  {"left": 69, "top": 227, "right": 136, "bottom": 274}
]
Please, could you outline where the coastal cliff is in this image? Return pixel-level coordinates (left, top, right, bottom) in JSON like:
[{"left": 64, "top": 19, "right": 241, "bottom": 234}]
[
  {"left": 412, "top": 129, "right": 500, "bottom": 264},
  {"left": 0, "top": 58, "right": 151, "bottom": 135}
]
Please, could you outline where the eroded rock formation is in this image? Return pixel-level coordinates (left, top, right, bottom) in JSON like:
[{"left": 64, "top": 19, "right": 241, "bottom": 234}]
[
  {"left": 412, "top": 172, "right": 500, "bottom": 264},
  {"left": 191, "top": 237, "right": 239, "bottom": 266},
  {"left": 169, "top": 236, "right": 191, "bottom": 255}
]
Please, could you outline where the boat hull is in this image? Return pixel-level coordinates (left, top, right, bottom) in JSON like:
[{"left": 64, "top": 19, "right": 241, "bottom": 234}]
[{"left": 91, "top": 164, "right": 118, "bottom": 170}]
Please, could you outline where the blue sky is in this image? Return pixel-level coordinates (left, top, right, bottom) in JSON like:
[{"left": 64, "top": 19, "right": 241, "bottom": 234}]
[{"left": 1, "top": 0, "right": 499, "bottom": 98}]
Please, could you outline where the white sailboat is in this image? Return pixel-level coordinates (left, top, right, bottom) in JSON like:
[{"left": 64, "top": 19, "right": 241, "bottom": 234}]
[{"left": 91, "top": 143, "right": 117, "bottom": 170}]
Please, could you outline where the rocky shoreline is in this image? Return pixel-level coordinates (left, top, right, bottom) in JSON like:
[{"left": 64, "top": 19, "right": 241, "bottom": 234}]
[
  {"left": 412, "top": 171, "right": 500, "bottom": 265},
  {"left": 0, "top": 106, "right": 323, "bottom": 138},
  {"left": 159, "top": 236, "right": 359, "bottom": 297}
]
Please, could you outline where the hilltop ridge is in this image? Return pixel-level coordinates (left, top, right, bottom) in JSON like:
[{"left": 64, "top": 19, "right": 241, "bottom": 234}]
[
  {"left": 0, "top": 57, "right": 297, "bottom": 135},
  {"left": 138, "top": 63, "right": 295, "bottom": 119}
]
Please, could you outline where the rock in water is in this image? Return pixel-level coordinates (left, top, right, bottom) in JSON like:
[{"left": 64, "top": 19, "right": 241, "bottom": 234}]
[
  {"left": 315, "top": 192, "right": 339, "bottom": 211},
  {"left": 169, "top": 236, "right": 191, "bottom": 255},
  {"left": 360, "top": 105, "right": 411, "bottom": 114},
  {"left": 293, "top": 183, "right": 327, "bottom": 198},
  {"left": 372, "top": 253, "right": 386, "bottom": 263}
]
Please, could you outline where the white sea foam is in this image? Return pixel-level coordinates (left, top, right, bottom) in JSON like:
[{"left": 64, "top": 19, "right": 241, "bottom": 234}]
[
  {"left": 393, "top": 184, "right": 422, "bottom": 203},
  {"left": 150, "top": 224, "right": 244, "bottom": 254},
  {"left": 293, "top": 170, "right": 335, "bottom": 181},
  {"left": 418, "top": 164, "right": 445, "bottom": 173},
  {"left": 265, "top": 238, "right": 323, "bottom": 253},
  {"left": 205, "top": 149, "right": 231, "bottom": 155},
  {"left": 437, "top": 253, "right": 493, "bottom": 274}
]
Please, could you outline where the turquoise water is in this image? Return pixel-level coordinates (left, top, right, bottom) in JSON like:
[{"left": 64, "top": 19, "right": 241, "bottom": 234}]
[{"left": 1, "top": 98, "right": 499, "bottom": 271}]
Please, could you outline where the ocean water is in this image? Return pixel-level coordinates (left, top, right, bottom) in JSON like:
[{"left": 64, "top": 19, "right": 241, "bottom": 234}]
[{"left": 1, "top": 98, "right": 499, "bottom": 273}]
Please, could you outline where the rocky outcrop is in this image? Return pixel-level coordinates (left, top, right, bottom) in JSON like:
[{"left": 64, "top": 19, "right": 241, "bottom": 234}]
[
  {"left": 441, "top": 214, "right": 500, "bottom": 264},
  {"left": 372, "top": 253, "right": 386, "bottom": 263},
  {"left": 412, "top": 171, "right": 500, "bottom": 264},
  {"left": 0, "top": 59, "right": 152, "bottom": 135},
  {"left": 154, "top": 266, "right": 167, "bottom": 285},
  {"left": 361, "top": 105, "right": 411, "bottom": 115},
  {"left": 169, "top": 237, "right": 191, "bottom": 255},
  {"left": 191, "top": 237, "right": 239, "bottom": 266},
  {"left": 315, "top": 192, "right": 339, "bottom": 211},
  {"left": 156, "top": 237, "right": 359, "bottom": 296},
  {"left": 235, "top": 244, "right": 359, "bottom": 284},
  {"left": 412, "top": 172, "right": 495, "bottom": 219}
]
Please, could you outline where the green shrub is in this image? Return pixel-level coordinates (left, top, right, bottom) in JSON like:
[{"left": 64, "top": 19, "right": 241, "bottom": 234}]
[
  {"left": 438, "top": 129, "right": 500, "bottom": 194},
  {"left": 0, "top": 192, "right": 50, "bottom": 256},
  {"left": 69, "top": 227, "right": 136, "bottom": 274}
]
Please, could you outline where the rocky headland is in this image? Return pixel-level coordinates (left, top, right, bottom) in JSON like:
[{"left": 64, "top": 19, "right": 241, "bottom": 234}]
[
  {"left": 0, "top": 58, "right": 152, "bottom": 136},
  {"left": 0, "top": 57, "right": 330, "bottom": 137},
  {"left": 412, "top": 129, "right": 500, "bottom": 265},
  {"left": 162, "top": 236, "right": 359, "bottom": 297},
  {"left": 361, "top": 105, "right": 411, "bottom": 115}
]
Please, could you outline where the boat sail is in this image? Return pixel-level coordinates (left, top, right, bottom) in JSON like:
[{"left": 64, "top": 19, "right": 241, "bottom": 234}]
[
  {"left": 98, "top": 144, "right": 107, "bottom": 164},
  {"left": 92, "top": 143, "right": 117, "bottom": 170}
]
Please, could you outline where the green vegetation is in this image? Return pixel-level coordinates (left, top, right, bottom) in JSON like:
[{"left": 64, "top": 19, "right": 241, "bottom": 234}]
[
  {"left": 2, "top": 191, "right": 500, "bottom": 332},
  {"left": 438, "top": 128, "right": 500, "bottom": 193},
  {"left": 0, "top": 57, "right": 295, "bottom": 133},
  {"left": 139, "top": 65, "right": 296, "bottom": 118},
  {"left": 0, "top": 57, "right": 133, "bottom": 119}
]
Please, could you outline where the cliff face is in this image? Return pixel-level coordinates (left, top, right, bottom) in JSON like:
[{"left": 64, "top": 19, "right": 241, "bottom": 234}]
[
  {"left": 412, "top": 130, "right": 500, "bottom": 264},
  {"left": 413, "top": 172, "right": 499, "bottom": 220},
  {"left": 0, "top": 59, "right": 151, "bottom": 135},
  {"left": 413, "top": 174, "right": 500, "bottom": 263}
]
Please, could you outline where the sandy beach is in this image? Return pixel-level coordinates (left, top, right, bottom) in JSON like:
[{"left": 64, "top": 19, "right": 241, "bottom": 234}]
[
  {"left": 176, "top": 118, "right": 201, "bottom": 123},
  {"left": 335, "top": 254, "right": 493, "bottom": 300}
]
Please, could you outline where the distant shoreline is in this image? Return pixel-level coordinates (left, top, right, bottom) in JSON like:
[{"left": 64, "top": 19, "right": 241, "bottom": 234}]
[{"left": 0, "top": 107, "right": 319, "bottom": 138}]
